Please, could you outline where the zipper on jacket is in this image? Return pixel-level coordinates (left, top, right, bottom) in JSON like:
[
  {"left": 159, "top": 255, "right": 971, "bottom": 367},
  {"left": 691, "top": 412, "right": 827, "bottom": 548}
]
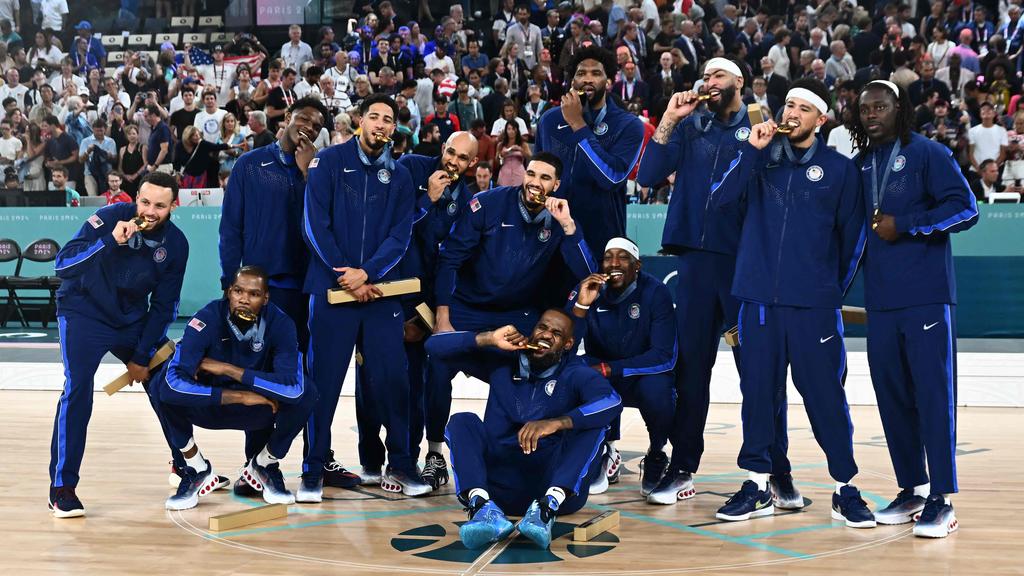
[
  {"left": 360, "top": 172, "right": 368, "bottom": 264},
  {"left": 700, "top": 144, "right": 722, "bottom": 248},
  {"left": 772, "top": 170, "right": 794, "bottom": 303}
]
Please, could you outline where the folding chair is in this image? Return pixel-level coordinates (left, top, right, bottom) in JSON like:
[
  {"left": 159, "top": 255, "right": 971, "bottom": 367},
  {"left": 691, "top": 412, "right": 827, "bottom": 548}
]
[
  {"left": 7, "top": 238, "right": 61, "bottom": 327},
  {"left": 0, "top": 238, "right": 22, "bottom": 327}
]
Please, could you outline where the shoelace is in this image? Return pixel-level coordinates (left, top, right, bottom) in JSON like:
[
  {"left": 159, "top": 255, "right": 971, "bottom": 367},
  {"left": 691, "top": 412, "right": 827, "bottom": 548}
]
[
  {"left": 325, "top": 460, "right": 353, "bottom": 473},
  {"left": 176, "top": 468, "right": 200, "bottom": 496},
  {"left": 423, "top": 455, "right": 445, "bottom": 476},
  {"left": 725, "top": 481, "right": 758, "bottom": 505},
  {"left": 917, "top": 498, "right": 945, "bottom": 522},
  {"left": 263, "top": 463, "right": 288, "bottom": 492},
  {"left": 890, "top": 488, "right": 916, "bottom": 506}
]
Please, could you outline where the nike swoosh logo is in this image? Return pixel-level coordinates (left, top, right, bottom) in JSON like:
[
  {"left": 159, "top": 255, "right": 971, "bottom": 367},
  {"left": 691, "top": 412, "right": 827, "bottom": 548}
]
[
  {"left": 754, "top": 498, "right": 772, "bottom": 510},
  {"left": 393, "top": 312, "right": 401, "bottom": 318},
  {"left": 596, "top": 307, "right": 608, "bottom": 312},
  {"left": 260, "top": 161, "right": 273, "bottom": 167},
  {"left": 923, "top": 322, "right": 939, "bottom": 331},
  {"left": 418, "top": 185, "right": 428, "bottom": 191},
  {"left": 557, "top": 123, "right": 569, "bottom": 129},
  {"left": 344, "top": 168, "right": 356, "bottom": 173},
  {"left": 861, "top": 165, "right": 872, "bottom": 171},
  {"left": 820, "top": 335, "right": 835, "bottom": 344},
  {"left": 500, "top": 223, "right": 514, "bottom": 227}
]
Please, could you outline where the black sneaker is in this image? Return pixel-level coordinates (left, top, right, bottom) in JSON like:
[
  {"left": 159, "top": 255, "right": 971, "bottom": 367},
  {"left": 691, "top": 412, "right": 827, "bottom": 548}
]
[
  {"left": 770, "top": 473, "right": 805, "bottom": 509},
  {"left": 913, "top": 495, "right": 958, "bottom": 538},
  {"left": 421, "top": 451, "right": 449, "bottom": 490},
  {"left": 639, "top": 450, "right": 669, "bottom": 496},
  {"left": 831, "top": 485, "right": 877, "bottom": 528},
  {"left": 875, "top": 488, "right": 926, "bottom": 525},
  {"left": 716, "top": 480, "right": 774, "bottom": 521},
  {"left": 647, "top": 467, "right": 696, "bottom": 504},
  {"left": 169, "top": 461, "right": 229, "bottom": 491},
  {"left": 323, "top": 450, "right": 361, "bottom": 488},
  {"left": 48, "top": 486, "right": 84, "bottom": 518}
]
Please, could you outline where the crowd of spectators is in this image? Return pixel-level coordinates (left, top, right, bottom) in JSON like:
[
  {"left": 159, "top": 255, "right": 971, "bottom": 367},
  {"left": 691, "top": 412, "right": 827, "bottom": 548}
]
[{"left": 4, "top": 0, "right": 1024, "bottom": 206}]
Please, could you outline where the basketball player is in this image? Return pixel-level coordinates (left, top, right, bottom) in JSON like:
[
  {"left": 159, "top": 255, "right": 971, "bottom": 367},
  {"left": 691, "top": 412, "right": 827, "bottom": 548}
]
[
  {"left": 156, "top": 267, "right": 316, "bottom": 510},
  {"left": 218, "top": 97, "right": 330, "bottom": 494},
  {"left": 300, "top": 93, "right": 429, "bottom": 501},
  {"left": 636, "top": 57, "right": 794, "bottom": 506},
  {"left": 568, "top": 238, "right": 677, "bottom": 497},
  {"left": 48, "top": 173, "right": 187, "bottom": 518},
  {"left": 432, "top": 295, "right": 621, "bottom": 549},
  {"left": 709, "top": 79, "right": 875, "bottom": 527},
  {"left": 848, "top": 80, "right": 978, "bottom": 538}
]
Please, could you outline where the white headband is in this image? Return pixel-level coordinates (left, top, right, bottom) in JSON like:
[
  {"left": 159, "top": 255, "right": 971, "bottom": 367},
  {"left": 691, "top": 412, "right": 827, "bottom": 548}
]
[
  {"left": 704, "top": 57, "right": 742, "bottom": 78},
  {"left": 604, "top": 237, "right": 639, "bottom": 260},
  {"left": 786, "top": 87, "right": 829, "bottom": 115},
  {"left": 866, "top": 79, "right": 900, "bottom": 98}
]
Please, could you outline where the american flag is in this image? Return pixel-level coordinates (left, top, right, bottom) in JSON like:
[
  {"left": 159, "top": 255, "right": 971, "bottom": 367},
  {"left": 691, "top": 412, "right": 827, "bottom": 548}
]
[{"left": 178, "top": 46, "right": 265, "bottom": 81}]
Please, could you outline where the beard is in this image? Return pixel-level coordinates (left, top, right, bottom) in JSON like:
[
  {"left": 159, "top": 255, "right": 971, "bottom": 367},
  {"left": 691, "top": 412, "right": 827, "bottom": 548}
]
[{"left": 707, "top": 84, "right": 738, "bottom": 114}]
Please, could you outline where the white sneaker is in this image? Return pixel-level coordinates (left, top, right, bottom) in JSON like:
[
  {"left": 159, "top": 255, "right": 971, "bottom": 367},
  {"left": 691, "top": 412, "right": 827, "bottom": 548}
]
[{"left": 295, "top": 475, "right": 323, "bottom": 503}]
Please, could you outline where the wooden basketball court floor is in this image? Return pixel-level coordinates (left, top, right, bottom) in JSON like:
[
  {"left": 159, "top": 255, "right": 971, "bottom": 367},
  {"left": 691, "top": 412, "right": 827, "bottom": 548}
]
[{"left": 1, "top": 389, "right": 1021, "bottom": 575}]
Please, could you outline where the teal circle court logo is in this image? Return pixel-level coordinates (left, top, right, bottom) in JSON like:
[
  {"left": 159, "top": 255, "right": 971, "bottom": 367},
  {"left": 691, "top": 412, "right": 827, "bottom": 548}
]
[{"left": 390, "top": 521, "right": 619, "bottom": 564}]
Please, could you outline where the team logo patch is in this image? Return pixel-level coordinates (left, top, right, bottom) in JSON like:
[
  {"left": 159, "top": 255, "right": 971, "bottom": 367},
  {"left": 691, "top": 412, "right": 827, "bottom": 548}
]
[
  {"left": 251, "top": 339, "right": 264, "bottom": 352},
  {"left": 470, "top": 197, "right": 482, "bottom": 212},
  {"left": 594, "top": 122, "right": 608, "bottom": 136},
  {"left": 87, "top": 214, "right": 104, "bottom": 229},
  {"left": 308, "top": 157, "right": 319, "bottom": 168},
  {"left": 629, "top": 303, "right": 641, "bottom": 319},
  {"left": 893, "top": 155, "right": 907, "bottom": 172},
  {"left": 188, "top": 318, "right": 206, "bottom": 332},
  {"left": 378, "top": 169, "right": 391, "bottom": 184},
  {"left": 735, "top": 127, "right": 751, "bottom": 141},
  {"left": 806, "top": 165, "right": 824, "bottom": 182},
  {"left": 152, "top": 247, "right": 167, "bottom": 263},
  {"left": 545, "top": 379, "right": 557, "bottom": 396},
  {"left": 538, "top": 228, "right": 551, "bottom": 242},
  {"left": 447, "top": 201, "right": 457, "bottom": 216}
]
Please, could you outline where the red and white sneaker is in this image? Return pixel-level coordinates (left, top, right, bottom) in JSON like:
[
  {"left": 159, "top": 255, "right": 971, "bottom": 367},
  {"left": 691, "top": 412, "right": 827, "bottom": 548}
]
[{"left": 165, "top": 461, "right": 220, "bottom": 510}]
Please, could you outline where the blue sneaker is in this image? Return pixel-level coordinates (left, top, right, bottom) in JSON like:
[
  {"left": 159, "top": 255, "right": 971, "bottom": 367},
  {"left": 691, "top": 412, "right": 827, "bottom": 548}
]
[
  {"left": 831, "top": 485, "right": 877, "bottom": 528},
  {"left": 243, "top": 459, "right": 295, "bottom": 505},
  {"left": 48, "top": 486, "right": 84, "bottom": 518},
  {"left": 459, "top": 497, "right": 515, "bottom": 549},
  {"left": 875, "top": 488, "right": 927, "bottom": 525},
  {"left": 516, "top": 497, "right": 558, "bottom": 549},
  {"left": 913, "top": 495, "right": 958, "bottom": 538},
  {"left": 716, "top": 480, "right": 774, "bottom": 521},
  {"left": 165, "top": 461, "right": 220, "bottom": 510}
]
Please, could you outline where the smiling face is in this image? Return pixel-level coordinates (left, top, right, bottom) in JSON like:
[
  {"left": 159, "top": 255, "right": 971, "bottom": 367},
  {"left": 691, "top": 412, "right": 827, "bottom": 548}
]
[
  {"left": 602, "top": 248, "right": 639, "bottom": 290},
  {"left": 522, "top": 158, "right": 559, "bottom": 207},
  {"left": 703, "top": 68, "right": 741, "bottom": 112},
  {"left": 525, "top": 310, "right": 574, "bottom": 366}
]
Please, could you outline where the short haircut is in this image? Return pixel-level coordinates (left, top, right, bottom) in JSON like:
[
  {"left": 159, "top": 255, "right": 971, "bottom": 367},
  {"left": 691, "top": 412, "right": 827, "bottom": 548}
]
[
  {"left": 359, "top": 93, "right": 399, "bottom": 117},
  {"left": 476, "top": 160, "right": 492, "bottom": 171},
  {"left": 530, "top": 151, "right": 563, "bottom": 179},
  {"left": 43, "top": 114, "right": 60, "bottom": 126},
  {"left": 140, "top": 171, "right": 180, "bottom": 201},
  {"left": 542, "top": 307, "right": 575, "bottom": 333},
  {"left": 980, "top": 158, "right": 997, "bottom": 171},
  {"left": 289, "top": 95, "right": 330, "bottom": 122},
  {"left": 51, "top": 165, "right": 67, "bottom": 176},
  {"left": 145, "top": 103, "right": 162, "bottom": 117},
  {"left": 234, "top": 265, "right": 269, "bottom": 290},
  {"left": 92, "top": 118, "right": 107, "bottom": 128}
]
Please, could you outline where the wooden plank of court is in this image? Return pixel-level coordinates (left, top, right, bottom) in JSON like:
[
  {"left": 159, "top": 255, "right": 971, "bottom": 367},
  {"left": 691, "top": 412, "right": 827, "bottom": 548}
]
[{"left": 2, "top": 390, "right": 1020, "bottom": 575}]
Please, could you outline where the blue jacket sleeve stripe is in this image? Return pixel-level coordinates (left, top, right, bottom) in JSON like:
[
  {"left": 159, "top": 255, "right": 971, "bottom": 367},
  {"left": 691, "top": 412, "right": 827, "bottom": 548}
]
[
  {"left": 54, "top": 238, "right": 105, "bottom": 271},
  {"left": 303, "top": 198, "right": 333, "bottom": 269},
  {"left": 374, "top": 220, "right": 413, "bottom": 279},
  {"left": 579, "top": 392, "right": 622, "bottom": 416},
  {"left": 622, "top": 339, "right": 678, "bottom": 377},
  {"left": 165, "top": 347, "right": 213, "bottom": 397},
  {"left": 578, "top": 139, "right": 642, "bottom": 185},
  {"left": 253, "top": 352, "right": 305, "bottom": 399},
  {"left": 909, "top": 155, "right": 978, "bottom": 235},
  {"left": 841, "top": 225, "right": 867, "bottom": 294},
  {"left": 577, "top": 240, "right": 597, "bottom": 273}
]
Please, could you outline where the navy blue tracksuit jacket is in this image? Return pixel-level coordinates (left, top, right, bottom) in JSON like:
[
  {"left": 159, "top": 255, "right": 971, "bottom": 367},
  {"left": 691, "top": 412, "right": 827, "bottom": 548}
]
[
  {"left": 714, "top": 136, "right": 865, "bottom": 482},
  {"left": 534, "top": 98, "right": 645, "bottom": 260},
  {"left": 49, "top": 203, "right": 188, "bottom": 489},
  {"left": 428, "top": 331, "right": 622, "bottom": 515},
  {"left": 857, "top": 133, "right": 978, "bottom": 495}
]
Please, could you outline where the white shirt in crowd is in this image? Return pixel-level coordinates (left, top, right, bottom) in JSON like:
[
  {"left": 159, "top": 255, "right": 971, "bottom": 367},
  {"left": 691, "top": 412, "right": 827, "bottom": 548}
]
[
  {"left": 767, "top": 44, "right": 791, "bottom": 80},
  {"left": 194, "top": 108, "right": 227, "bottom": 143},
  {"left": 968, "top": 123, "right": 1008, "bottom": 165},
  {"left": 39, "top": 0, "right": 68, "bottom": 32},
  {"left": 0, "top": 0, "right": 18, "bottom": 29},
  {"left": 0, "top": 82, "right": 27, "bottom": 106},
  {"left": 490, "top": 116, "right": 529, "bottom": 138},
  {"left": 279, "top": 40, "right": 313, "bottom": 71},
  {"left": 97, "top": 91, "right": 131, "bottom": 118},
  {"left": 423, "top": 53, "right": 457, "bottom": 79},
  {"left": 0, "top": 134, "right": 22, "bottom": 163},
  {"left": 197, "top": 63, "right": 236, "bottom": 107},
  {"left": 49, "top": 74, "right": 87, "bottom": 101},
  {"left": 323, "top": 65, "right": 357, "bottom": 95},
  {"left": 827, "top": 124, "right": 858, "bottom": 159}
]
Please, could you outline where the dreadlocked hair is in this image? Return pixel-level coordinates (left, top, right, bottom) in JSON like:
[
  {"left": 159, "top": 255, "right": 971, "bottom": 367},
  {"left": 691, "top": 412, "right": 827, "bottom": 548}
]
[{"left": 845, "top": 82, "right": 915, "bottom": 154}]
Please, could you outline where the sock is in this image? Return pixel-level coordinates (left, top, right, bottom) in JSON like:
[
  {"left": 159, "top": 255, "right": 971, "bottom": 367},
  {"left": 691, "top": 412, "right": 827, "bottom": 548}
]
[
  {"left": 183, "top": 446, "right": 208, "bottom": 473},
  {"left": 943, "top": 494, "right": 951, "bottom": 505},
  {"left": 913, "top": 483, "right": 930, "bottom": 497},
  {"left": 835, "top": 481, "right": 848, "bottom": 495},
  {"left": 607, "top": 440, "right": 617, "bottom": 451},
  {"left": 748, "top": 472, "right": 768, "bottom": 491},
  {"left": 428, "top": 441, "right": 445, "bottom": 455},
  {"left": 468, "top": 488, "right": 490, "bottom": 503},
  {"left": 256, "top": 445, "right": 279, "bottom": 468},
  {"left": 182, "top": 438, "right": 196, "bottom": 453},
  {"left": 545, "top": 486, "right": 566, "bottom": 510}
]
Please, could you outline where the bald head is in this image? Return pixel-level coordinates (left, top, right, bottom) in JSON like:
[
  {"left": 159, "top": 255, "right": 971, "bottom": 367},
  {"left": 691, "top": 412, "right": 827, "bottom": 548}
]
[{"left": 441, "top": 131, "right": 479, "bottom": 178}]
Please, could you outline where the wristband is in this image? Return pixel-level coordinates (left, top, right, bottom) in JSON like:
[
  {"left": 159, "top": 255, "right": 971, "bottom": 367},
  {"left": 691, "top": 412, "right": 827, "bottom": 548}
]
[{"left": 574, "top": 302, "right": 590, "bottom": 310}]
